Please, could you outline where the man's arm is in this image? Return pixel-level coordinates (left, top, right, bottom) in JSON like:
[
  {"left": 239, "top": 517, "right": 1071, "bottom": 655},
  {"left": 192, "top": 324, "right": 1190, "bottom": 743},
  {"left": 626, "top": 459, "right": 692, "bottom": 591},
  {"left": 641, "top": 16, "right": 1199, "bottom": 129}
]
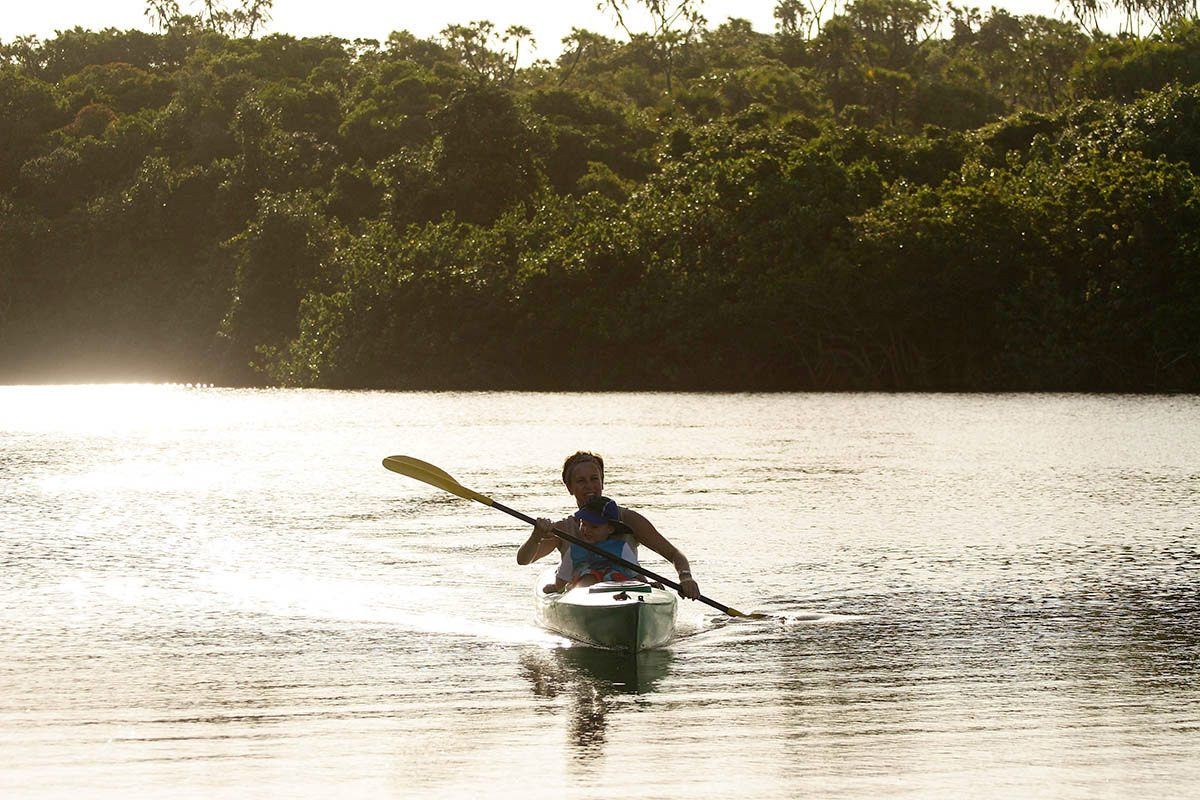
[{"left": 622, "top": 508, "right": 700, "bottom": 599}]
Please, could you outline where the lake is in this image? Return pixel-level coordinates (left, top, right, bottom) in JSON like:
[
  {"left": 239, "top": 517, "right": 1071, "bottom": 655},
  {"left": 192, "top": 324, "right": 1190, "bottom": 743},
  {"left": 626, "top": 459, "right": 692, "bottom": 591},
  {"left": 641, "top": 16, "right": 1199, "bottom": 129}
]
[{"left": 1, "top": 386, "right": 1197, "bottom": 798}]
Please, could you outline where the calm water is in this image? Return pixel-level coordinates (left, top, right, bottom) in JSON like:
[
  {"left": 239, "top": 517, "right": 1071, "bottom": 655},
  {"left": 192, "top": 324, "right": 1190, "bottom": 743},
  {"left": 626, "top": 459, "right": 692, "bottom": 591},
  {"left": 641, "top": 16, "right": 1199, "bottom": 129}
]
[{"left": 1, "top": 386, "right": 1197, "bottom": 798}]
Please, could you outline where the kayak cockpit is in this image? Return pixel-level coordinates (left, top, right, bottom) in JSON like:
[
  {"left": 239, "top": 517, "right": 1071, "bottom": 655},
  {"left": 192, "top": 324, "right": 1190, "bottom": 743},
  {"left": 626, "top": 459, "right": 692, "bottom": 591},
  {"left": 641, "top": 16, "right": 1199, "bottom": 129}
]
[{"left": 535, "top": 569, "right": 677, "bottom": 652}]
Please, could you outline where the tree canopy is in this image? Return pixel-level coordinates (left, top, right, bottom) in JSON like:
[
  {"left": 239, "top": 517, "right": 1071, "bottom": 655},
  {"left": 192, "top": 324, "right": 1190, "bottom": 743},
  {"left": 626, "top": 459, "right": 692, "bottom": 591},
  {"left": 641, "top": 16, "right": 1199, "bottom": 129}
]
[{"left": 2, "top": 6, "right": 1199, "bottom": 390}]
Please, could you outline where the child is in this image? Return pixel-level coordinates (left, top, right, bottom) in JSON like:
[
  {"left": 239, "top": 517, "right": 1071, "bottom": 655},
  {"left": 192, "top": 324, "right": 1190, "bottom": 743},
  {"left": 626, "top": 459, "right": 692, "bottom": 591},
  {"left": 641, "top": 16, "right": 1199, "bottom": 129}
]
[
  {"left": 566, "top": 495, "right": 640, "bottom": 588},
  {"left": 517, "top": 495, "right": 641, "bottom": 592}
]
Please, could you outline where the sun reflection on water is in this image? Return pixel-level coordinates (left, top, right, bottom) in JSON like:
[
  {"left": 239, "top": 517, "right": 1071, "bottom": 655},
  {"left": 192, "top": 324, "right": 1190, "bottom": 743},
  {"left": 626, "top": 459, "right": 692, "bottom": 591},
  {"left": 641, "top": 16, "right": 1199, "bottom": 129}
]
[{"left": 4, "top": 383, "right": 212, "bottom": 434}]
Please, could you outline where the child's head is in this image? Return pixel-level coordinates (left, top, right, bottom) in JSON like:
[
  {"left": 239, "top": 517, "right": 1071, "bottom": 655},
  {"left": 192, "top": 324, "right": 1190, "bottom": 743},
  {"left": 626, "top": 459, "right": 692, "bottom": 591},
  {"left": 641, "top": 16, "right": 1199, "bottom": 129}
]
[
  {"left": 577, "top": 518, "right": 613, "bottom": 543},
  {"left": 573, "top": 495, "right": 631, "bottom": 542}
]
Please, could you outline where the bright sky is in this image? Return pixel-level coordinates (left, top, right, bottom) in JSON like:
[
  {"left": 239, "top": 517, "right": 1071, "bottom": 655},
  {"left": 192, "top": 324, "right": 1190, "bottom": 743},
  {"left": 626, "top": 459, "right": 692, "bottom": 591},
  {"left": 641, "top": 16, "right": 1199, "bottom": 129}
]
[{"left": 2, "top": 0, "right": 1071, "bottom": 56}]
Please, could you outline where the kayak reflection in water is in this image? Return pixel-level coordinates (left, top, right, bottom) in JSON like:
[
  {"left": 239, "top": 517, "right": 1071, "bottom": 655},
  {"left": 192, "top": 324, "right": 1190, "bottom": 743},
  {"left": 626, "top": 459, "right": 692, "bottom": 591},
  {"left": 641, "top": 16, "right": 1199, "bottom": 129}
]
[
  {"left": 520, "top": 647, "right": 674, "bottom": 748},
  {"left": 516, "top": 451, "right": 702, "bottom": 600}
]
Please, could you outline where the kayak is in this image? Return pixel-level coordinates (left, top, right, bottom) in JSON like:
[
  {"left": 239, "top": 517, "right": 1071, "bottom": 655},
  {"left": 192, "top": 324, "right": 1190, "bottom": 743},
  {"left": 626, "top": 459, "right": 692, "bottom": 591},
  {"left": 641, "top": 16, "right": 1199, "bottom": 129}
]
[{"left": 535, "top": 569, "right": 677, "bottom": 652}]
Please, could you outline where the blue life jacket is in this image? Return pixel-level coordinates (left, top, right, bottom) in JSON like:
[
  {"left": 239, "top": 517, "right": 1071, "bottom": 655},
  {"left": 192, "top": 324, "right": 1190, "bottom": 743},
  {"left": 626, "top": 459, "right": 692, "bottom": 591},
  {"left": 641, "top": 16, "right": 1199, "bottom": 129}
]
[{"left": 570, "top": 538, "right": 632, "bottom": 570}]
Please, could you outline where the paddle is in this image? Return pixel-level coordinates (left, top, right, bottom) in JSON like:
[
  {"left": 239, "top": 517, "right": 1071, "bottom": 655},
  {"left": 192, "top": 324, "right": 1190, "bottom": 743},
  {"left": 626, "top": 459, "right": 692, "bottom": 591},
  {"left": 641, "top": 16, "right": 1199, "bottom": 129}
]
[{"left": 382, "top": 455, "right": 766, "bottom": 619}]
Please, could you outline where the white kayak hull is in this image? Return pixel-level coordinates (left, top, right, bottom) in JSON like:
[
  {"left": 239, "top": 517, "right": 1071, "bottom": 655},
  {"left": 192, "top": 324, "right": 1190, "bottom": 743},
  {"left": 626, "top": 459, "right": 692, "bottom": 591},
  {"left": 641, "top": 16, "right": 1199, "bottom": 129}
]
[{"left": 535, "top": 569, "right": 677, "bottom": 652}]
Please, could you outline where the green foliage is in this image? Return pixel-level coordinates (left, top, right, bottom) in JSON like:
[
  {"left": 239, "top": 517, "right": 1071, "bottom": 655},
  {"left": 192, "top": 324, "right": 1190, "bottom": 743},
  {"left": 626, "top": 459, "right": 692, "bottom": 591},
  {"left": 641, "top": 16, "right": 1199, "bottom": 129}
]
[
  {"left": 221, "top": 190, "right": 344, "bottom": 376},
  {"left": 527, "top": 87, "right": 653, "bottom": 192},
  {"left": 0, "top": 67, "right": 66, "bottom": 189},
  {"left": 428, "top": 85, "right": 541, "bottom": 223},
  {"left": 58, "top": 61, "right": 174, "bottom": 116},
  {"left": 1074, "top": 19, "right": 1200, "bottom": 100},
  {"left": 846, "top": 146, "right": 1200, "bottom": 389},
  {"left": 3, "top": 27, "right": 188, "bottom": 81},
  {"left": 338, "top": 57, "right": 442, "bottom": 163},
  {"left": 842, "top": 0, "right": 936, "bottom": 69},
  {"left": 997, "top": 153, "right": 1200, "bottom": 390},
  {"left": 2, "top": 15, "right": 1199, "bottom": 389},
  {"left": 1054, "top": 83, "right": 1200, "bottom": 173},
  {"left": 945, "top": 12, "right": 1088, "bottom": 113}
]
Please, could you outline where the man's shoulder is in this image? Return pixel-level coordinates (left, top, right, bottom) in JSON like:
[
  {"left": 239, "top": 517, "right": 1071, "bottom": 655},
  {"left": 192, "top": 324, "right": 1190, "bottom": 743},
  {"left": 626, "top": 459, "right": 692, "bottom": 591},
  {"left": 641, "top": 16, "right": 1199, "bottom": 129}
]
[
  {"left": 618, "top": 506, "right": 652, "bottom": 532},
  {"left": 618, "top": 505, "right": 648, "bottom": 522}
]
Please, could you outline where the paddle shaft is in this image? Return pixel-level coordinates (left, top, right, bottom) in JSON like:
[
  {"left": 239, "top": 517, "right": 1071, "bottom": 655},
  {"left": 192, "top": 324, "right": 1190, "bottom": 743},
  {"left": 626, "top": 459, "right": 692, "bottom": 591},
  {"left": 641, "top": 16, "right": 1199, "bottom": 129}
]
[{"left": 492, "top": 500, "right": 745, "bottom": 617}]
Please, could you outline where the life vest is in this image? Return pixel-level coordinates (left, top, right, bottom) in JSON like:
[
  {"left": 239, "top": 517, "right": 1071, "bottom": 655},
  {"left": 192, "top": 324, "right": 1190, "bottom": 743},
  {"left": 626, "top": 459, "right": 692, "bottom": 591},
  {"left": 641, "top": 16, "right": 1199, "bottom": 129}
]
[
  {"left": 554, "top": 518, "right": 639, "bottom": 582},
  {"left": 569, "top": 538, "right": 637, "bottom": 571}
]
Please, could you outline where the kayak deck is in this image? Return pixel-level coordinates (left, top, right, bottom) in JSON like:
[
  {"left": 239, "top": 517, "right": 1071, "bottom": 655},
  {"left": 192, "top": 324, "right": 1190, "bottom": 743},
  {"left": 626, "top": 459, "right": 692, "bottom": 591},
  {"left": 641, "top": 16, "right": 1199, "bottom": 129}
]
[{"left": 535, "top": 569, "right": 677, "bottom": 652}]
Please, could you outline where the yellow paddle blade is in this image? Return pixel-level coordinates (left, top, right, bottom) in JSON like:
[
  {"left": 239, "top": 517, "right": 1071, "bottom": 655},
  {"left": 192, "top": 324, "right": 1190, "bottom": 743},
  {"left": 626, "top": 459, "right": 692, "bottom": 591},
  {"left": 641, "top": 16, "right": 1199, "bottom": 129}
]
[
  {"left": 382, "top": 455, "right": 495, "bottom": 506},
  {"left": 730, "top": 610, "right": 771, "bottom": 620},
  {"left": 387, "top": 455, "right": 458, "bottom": 484}
]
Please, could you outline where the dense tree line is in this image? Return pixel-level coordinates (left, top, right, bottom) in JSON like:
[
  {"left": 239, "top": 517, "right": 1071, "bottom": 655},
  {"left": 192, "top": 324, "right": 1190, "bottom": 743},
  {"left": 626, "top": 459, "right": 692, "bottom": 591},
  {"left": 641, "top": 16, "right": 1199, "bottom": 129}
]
[{"left": 2, "top": 4, "right": 1199, "bottom": 390}]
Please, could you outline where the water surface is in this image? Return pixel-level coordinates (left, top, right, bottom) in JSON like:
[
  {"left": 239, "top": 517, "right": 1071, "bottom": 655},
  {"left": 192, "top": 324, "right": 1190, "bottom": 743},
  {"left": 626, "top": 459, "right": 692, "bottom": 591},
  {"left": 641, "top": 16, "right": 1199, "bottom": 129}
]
[{"left": 2, "top": 387, "right": 1197, "bottom": 798}]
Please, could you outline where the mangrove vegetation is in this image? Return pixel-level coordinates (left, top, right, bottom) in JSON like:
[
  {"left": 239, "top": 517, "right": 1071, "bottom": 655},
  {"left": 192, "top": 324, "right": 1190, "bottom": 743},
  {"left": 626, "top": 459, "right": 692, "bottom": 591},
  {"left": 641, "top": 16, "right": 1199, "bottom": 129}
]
[{"left": 2, "top": 0, "right": 1199, "bottom": 390}]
